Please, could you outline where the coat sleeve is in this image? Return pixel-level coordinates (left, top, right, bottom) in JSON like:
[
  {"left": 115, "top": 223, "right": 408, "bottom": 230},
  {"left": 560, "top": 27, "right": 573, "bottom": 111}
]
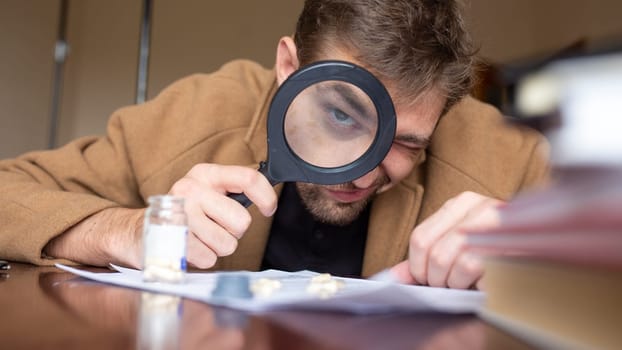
[
  {"left": 0, "top": 60, "right": 271, "bottom": 265},
  {"left": 0, "top": 112, "right": 140, "bottom": 265}
]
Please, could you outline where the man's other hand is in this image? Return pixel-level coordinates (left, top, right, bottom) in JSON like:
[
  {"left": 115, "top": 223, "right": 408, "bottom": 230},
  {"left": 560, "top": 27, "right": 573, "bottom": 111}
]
[{"left": 391, "top": 191, "right": 503, "bottom": 289}]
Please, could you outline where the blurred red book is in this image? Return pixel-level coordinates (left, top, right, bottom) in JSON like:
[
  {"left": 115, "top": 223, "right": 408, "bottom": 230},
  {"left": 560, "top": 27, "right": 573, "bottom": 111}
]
[
  {"left": 466, "top": 167, "right": 622, "bottom": 269},
  {"left": 465, "top": 168, "right": 622, "bottom": 349}
]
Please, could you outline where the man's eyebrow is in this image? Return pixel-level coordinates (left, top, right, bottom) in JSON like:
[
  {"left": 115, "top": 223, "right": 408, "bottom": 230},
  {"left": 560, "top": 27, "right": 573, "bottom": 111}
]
[
  {"left": 394, "top": 134, "right": 431, "bottom": 148},
  {"left": 318, "top": 83, "right": 374, "bottom": 121}
]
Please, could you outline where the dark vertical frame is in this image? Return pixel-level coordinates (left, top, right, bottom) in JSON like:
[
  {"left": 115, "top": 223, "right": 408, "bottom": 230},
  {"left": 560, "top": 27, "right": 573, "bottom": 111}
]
[
  {"left": 48, "top": 0, "right": 68, "bottom": 149},
  {"left": 136, "top": 0, "right": 152, "bottom": 104}
]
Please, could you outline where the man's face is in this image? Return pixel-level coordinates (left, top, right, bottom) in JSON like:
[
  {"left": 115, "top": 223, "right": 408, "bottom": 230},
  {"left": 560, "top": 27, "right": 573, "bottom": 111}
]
[{"left": 295, "top": 52, "right": 446, "bottom": 226}]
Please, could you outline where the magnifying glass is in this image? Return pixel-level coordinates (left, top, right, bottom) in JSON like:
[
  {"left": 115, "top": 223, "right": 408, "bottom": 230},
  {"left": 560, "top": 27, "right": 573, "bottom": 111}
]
[{"left": 230, "top": 60, "right": 396, "bottom": 207}]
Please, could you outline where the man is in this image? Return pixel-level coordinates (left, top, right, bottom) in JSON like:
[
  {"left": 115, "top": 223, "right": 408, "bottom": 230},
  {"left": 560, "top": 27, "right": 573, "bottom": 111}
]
[{"left": 0, "top": 0, "right": 548, "bottom": 289}]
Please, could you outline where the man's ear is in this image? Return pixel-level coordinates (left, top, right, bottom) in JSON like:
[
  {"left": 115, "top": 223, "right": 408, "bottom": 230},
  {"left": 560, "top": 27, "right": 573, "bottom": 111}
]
[{"left": 275, "top": 36, "right": 300, "bottom": 85}]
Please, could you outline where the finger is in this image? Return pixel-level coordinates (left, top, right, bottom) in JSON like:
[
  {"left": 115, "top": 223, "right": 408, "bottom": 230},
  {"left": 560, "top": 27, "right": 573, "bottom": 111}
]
[
  {"left": 171, "top": 173, "right": 253, "bottom": 239},
  {"left": 440, "top": 201, "right": 500, "bottom": 288},
  {"left": 186, "top": 199, "right": 239, "bottom": 256},
  {"left": 426, "top": 231, "right": 466, "bottom": 287},
  {"left": 186, "top": 233, "right": 218, "bottom": 269},
  {"left": 446, "top": 251, "right": 484, "bottom": 290},
  {"left": 409, "top": 192, "right": 489, "bottom": 285},
  {"left": 428, "top": 198, "right": 501, "bottom": 287},
  {"left": 230, "top": 172, "right": 278, "bottom": 217},
  {"left": 390, "top": 260, "right": 417, "bottom": 284},
  {"left": 195, "top": 189, "right": 253, "bottom": 239},
  {"left": 189, "top": 164, "right": 278, "bottom": 217}
]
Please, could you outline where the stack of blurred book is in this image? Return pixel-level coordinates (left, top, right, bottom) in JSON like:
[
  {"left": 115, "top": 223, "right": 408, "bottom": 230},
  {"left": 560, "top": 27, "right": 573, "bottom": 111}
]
[
  {"left": 466, "top": 49, "right": 622, "bottom": 349},
  {"left": 466, "top": 169, "right": 622, "bottom": 349}
]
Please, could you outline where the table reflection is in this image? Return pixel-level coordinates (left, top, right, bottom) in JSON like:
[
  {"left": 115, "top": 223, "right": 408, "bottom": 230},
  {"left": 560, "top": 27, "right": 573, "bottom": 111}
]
[
  {"left": 39, "top": 270, "right": 263, "bottom": 350},
  {"left": 137, "top": 293, "right": 182, "bottom": 350},
  {"left": 264, "top": 310, "right": 485, "bottom": 350},
  {"left": 15, "top": 266, "right": 531, "bottom": 350}
]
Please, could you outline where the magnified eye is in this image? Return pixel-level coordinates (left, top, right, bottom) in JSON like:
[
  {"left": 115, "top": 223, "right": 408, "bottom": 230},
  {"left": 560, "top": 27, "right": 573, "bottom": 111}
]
[
  {"left": 330, "top": 108, "right": 357, "bottom": 127},
  {"left": 319, "top": 105, "right": 370, "bottom": 141},
  {"left": 327, "top": 108, "right": 363, "bottom": 134}
]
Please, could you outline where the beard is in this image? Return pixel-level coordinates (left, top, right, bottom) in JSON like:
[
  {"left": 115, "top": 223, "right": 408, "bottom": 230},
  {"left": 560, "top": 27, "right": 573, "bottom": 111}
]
[{"left": 295, "top": 175, "right": 390, "bottom": 226}]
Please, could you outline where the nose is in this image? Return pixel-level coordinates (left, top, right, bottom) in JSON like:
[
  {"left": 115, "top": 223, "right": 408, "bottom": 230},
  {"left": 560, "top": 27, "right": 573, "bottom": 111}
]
[{"left": 352, "top": 167, "right": 380, "bottom": 189}]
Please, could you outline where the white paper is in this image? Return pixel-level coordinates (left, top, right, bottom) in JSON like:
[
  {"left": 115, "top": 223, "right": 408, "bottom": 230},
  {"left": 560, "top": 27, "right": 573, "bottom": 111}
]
[{"left": 55, "top": 263, "right": 484, "bottom": 314}]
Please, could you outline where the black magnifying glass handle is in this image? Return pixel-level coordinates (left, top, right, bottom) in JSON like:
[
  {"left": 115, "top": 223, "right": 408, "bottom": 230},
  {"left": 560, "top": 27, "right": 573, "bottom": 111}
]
[
  {"left": 227, "top": 162, "right": 275, "bottom": 208},
  {"left": 228, "top": 192, "right": 253, "bottom": 208}
]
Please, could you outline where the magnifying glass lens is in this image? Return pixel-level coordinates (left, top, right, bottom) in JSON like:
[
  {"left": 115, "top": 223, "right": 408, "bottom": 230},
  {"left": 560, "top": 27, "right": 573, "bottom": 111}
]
[
  {"left": 284, "top": 81, "right": 378, "bottom": 168},
  {"left": 229, "top": 61, "right": 396, "bottom": 207}
]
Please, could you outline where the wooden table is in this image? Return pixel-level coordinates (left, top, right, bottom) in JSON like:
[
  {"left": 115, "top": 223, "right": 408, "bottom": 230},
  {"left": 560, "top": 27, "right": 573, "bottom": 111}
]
[{"left": 0, "top": 263, "right": 532, "bottom": 349}]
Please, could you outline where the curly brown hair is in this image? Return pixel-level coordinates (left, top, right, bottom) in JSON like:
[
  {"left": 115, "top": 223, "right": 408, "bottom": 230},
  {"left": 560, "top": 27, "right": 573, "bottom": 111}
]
[{"left": 294, "top": 0, "right": 477, "bottom": 111}]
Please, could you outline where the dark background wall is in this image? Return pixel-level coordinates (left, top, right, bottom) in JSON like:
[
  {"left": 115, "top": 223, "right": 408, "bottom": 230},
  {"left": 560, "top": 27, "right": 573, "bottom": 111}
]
[{"left": 1, "top": 0, "right": 621, "bottom": 159}]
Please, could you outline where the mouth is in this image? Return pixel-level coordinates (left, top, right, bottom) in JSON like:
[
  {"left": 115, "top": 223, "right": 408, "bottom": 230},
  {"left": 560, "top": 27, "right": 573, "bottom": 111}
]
[{"left": 322, "top": 186, "right": 376, "bottom": 203}]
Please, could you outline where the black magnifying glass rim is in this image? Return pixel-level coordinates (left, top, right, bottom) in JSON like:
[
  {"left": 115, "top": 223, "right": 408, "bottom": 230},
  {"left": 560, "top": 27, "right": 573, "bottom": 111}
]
[{"left": 264, "top": 60, "right": 396, "bottom": 185}]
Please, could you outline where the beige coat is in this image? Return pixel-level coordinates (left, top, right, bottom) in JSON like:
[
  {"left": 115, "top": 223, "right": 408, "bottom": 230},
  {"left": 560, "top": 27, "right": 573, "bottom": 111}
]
[{"left": 0, "top": 60, "right": 549, "bottom": 276}]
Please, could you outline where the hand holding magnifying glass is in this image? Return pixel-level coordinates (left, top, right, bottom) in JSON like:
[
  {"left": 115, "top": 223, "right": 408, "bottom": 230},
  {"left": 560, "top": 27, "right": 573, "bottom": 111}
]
[{"left": 229, "top": 60, "right": 397, "bottom": 207}]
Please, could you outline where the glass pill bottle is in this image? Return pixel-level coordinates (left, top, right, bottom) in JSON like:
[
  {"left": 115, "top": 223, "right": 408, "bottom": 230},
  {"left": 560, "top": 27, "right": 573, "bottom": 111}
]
[{"left": 142, "top": 195, "right": 188, "bottom": 283}]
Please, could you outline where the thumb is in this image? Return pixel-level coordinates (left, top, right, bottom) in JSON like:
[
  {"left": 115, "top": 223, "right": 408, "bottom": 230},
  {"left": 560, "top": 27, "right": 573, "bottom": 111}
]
[{"left": 390, "top": 260, "right": 418, "bottom": 284}]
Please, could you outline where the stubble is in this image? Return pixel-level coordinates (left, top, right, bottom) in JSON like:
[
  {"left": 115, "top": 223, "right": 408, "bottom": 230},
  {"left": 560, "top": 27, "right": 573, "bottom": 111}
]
[{"left": 295, "top": 176, "right": 389, "bottom": 226}]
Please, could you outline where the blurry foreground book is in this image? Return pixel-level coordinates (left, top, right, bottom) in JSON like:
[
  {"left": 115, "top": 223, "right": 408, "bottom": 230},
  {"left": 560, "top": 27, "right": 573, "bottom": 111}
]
[
  {"left": 466, "top": 170, "right": 622, "bottom": 349},
  {"left": 479, "top": 257, "right": 621, "bottom": 350},
  {"left": 466, "top": 48, "right": 622, "bottom": 350}
]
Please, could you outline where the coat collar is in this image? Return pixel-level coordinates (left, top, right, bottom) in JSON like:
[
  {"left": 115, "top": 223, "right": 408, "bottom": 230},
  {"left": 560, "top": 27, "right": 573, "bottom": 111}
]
[{"left": 362, "top": 181, "right": 424, "bottom": 277}]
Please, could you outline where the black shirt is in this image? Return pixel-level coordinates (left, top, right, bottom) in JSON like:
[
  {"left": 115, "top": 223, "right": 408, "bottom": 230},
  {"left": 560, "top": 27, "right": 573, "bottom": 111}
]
[{"left": 261, "top": 182, "right": 370, "bottom": 278}]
